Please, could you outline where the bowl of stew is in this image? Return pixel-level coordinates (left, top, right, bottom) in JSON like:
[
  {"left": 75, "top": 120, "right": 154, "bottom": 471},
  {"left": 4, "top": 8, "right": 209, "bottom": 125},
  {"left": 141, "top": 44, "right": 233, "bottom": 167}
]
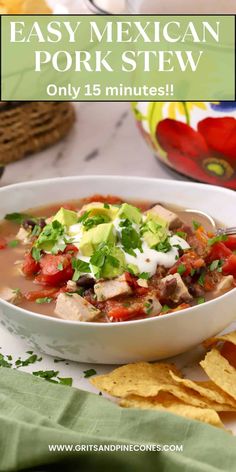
[{"left": 0, "top": 176, "right": 236, "bottom": 364}]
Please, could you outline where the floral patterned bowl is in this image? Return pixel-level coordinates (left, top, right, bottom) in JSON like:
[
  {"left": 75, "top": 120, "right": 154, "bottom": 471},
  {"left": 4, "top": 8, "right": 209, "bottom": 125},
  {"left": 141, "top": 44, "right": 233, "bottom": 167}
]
[{"left": 132, "top": 102, "right": 236, "bottom": 190}]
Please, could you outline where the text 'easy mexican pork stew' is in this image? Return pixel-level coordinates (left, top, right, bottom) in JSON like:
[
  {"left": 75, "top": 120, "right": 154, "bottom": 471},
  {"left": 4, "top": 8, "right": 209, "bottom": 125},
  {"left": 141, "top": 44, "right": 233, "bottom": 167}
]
[{"left": 0, "top": 195, "right": 236, "bottom": 323}]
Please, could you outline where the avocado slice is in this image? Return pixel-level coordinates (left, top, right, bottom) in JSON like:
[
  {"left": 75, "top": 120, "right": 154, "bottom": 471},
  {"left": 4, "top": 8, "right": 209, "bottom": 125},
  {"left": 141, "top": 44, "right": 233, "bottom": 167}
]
[
  {"left": 100, "top": 247, "right": 125, "bottom": 279},
  {"left": 79, "top": 223, "right": 116, "bottom": 256},
  {"left": 142, "top": 216, "right": 168, "bottom": 248},
  {"left": 117, "top": 203, "right": 142, "bottom": 224},
  {"left": 80, "top": 202, "right": 118, "bottom": 221},
  {"left": 52, "top": 208, "right": 78, "bottom": 227}
]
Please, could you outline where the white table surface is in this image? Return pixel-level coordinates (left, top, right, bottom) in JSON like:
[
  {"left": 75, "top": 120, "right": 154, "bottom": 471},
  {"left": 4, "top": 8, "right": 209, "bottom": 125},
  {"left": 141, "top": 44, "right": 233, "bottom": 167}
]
[{"left": 1, "top": 102, "right": 236, "bottom": 432}]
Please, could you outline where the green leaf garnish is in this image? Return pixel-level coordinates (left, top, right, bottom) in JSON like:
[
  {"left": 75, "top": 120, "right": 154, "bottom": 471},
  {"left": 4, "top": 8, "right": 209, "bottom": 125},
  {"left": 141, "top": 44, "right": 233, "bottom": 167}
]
[
  {"left": 57, "top": 262, "right": 64, "bottom": 271},
  {"left": 83, "top": 368, "right": 97, "bottom": 378},
  {"left": 33, "top": 370, "right": 59, "bottom": 381},
  {"left": 209, "top": 259, "right": 223, "bottom": 272},
  {"left": 192, "top": 220, "right": 201, "bottom": 230},
  {"left": 197, "top": 297, "right": 205, "bottom": 305},
  {"left": 8, "top": 240, "right": 19, "bottom": 248},
  {"left": 176, "top": 231, "right": 187, "bottom": 240},
  {"left": 177, "top": 264, "right": 186, "bottom": 276},
  {"left": 35, "top": 297, "right": 53, "bottom": 304},
  {"left": 138, "top": 272, "right": 150, "bottom": 280},
  {"left": 198, "top": 272, "right": 206, "bottom": 287},
  {"left": 72, "top": 258, "right": 91, "bottom": 281},
  {"left": 4, "top": 212, "right": 31, "bottom": 224},
  {"left": 31, "top": 247, "right": 41, "bottom": 262},
  {"left": 104, "top": 203, "right": 110, "bottom": 209},
  {"left": 0, "top": 353, "right": 12, "bottom": 368},
  {"left": 58, "top": 377, "right": 73, "bottom": 386},
  {"left": 207, "top": 234, "right": 228, "bottom": 246},
  {"left": 153, "top": 238, "right": 172, "bottom": 253},
  {"left": 161, "top": 304, "right": 171, "bottom": 313},
  {"left": 121, "top": 221, "right": 143, "bottom": 256}
]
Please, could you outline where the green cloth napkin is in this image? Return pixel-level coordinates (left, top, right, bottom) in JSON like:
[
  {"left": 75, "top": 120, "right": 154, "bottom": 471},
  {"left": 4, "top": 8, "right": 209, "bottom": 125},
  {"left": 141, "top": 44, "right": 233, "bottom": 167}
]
[{"left": 0, "top": 367, "right": 236, "bottom": 472}]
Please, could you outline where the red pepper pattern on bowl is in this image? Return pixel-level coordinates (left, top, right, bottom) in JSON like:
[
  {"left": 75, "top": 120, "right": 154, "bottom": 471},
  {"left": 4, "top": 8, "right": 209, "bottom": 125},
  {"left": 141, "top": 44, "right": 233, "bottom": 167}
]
[{"left": 132, "top": 102, "right": 236, "bottom": 189}]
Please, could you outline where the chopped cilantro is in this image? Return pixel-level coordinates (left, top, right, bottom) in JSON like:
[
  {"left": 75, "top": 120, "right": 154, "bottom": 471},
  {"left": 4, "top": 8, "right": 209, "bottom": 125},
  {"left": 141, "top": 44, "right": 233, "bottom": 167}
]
[
  {"left": 144, "top": 301, "right": 153, "bottom": 315},
  {"left": 197, "top": 297, "right": 205, "bottom": 305},
  {"left": 153, "top": 238, "right": 171, "bottom": 253},
  {"left": 5, "top": 212, "right": 31, "bottom": 224},
  {"left": 190, "top": 268, "right": 196, "bottom": 277},
  {"left": 15, "top": 353, "right": 42, "bottom": 367},
  {"left": 209, "top": 259, "right": 223, "bottom": 272},
  {"left": 72, "top": 258, "right": 91, "bottom": 281},
  {"left": 78, "top": 211, "right": 91, "bottom": 223},
  {"left": 104, "top": 203, "right": 110, "bottom": 209},
  {"left": 192, "top": 220, "right": 201, "bottom": 230},
  {"left": 177, "top": 264, "right": 186, "bottom": 276},
  {"left": 35, "top": 297, "right": 53, "bottom": 304},
  {"left": 58, "top": 377, "right": 73, "bottom": 386},
  {"left": 0, "top": 353, "right": 12, "bottom": 368},
  {"left": 83, "top": 214, "right": 110, "bottom": 231},
  {"left": 161, "top": 305, "right": 170, "bottom": 313},
  {"left": 121, "top": 223, "right": 143, "bottom": 256},
  {"left": 33, "top": 370, "right": 59, "bottom": 381},
  {"left": 176, "top": 231, "right": 187, "bottom": 240},
  {"left": 208, "top": 234, "right": 227, "bottom": 246},
  {"left": 106, "top": 254, "right": 119, "bottom": 268},
  {"left": 31, "top": 247, "right": 41, "bottom": 262},
  {"left": 35, "top": 220, "right": 64, "bottom": 252},
  {"left": 83, "top": 368, "right": 97, "bottom": 378},
  {"left": 57, "top": 262, "right": 64, "bottom": 271},
  {"left": 138, "top": 272, "right": 150, "bottom": 280},
  {"left": 31, "top": 224, "right": 41, "bottom": 237},
  {"left": 198, "top": 272, "right": 206, "bottom": 287},
  {"left": 8, "top": 240, "right": 19, "bottom": 248}
]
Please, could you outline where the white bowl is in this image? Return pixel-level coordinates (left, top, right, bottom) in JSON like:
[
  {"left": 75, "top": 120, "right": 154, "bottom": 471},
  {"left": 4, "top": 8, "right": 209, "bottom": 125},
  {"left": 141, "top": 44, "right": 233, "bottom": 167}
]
[{"left": 0, "top": 176, "right": 236, "bottom": 364}]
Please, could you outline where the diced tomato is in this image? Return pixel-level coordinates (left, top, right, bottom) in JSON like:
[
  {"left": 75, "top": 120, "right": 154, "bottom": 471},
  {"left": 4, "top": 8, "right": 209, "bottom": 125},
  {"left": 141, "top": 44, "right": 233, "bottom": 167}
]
[
  {"left": 84, "top": 194, "right": 123, "bottom": 205},
  {"left": 106, "top": 302, "right": 144, "bottom": 321},
  {"left": 224, "top": 236, "right": 236, "bottom": 251},
  {"left": 25, "top": 287, "right": 59, "bottom": 301},
  {"left": 169, "top": 251, "right": 205, "bottom": 276},
  {"left": 35, "top": 254, "right": 73, "bottom": 286},
  {"left": 207, "top": 242, "right": 232, "bottom": 263},
  {"left": 64, "top": 244, "right": 78, "bottom": 254},
  {"left": 222, "top": 254, "right": 236, "bottom": 278},
  {"left": 22, "top": 253, "right": 40, "bottom": 276},
  {"left": 124, "top": 272, "right": 148, "bottom": 295},
  {"left": 221, "top": 341, "right": 236, "bottom": 369},
  {"left": 0, "top": 237, "right": 7, "bottom": 250}
]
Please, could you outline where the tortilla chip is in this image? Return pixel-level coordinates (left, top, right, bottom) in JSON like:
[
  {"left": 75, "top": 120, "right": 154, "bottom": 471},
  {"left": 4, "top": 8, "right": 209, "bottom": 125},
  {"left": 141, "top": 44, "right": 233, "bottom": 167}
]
[
  {"left": 169, "top": 371, "right": 236, "bottom": 409},
  {"left": 203, "top": 330, "right": 236, "bottom": 349},
  {"left": 221, "top": 342, "right": 236, "bottom": 369},
  {"left": 200, "top": 348, "right": 236, "bottom": 401},
  {"left": 120, "top": 394, "right": 225, "bottom": 429},
  {"left": 90, "top": 362, "right": 181, "bottom": 397}
]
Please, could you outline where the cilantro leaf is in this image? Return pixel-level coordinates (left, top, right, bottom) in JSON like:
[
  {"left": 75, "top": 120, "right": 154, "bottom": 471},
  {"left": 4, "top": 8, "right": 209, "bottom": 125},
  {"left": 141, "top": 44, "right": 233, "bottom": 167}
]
[
  {"left": 8, "top": 240, "right": 19, "bottom": 248},
  {"left": 5, "top": 212, "right": 31, "bottom": 224},
  {"left": 153, "top": 238, "right": 172, "bottom": 253},
  {"left": 83, "top": 368, "right": 97, "bottom": 378},
  {"left": 177, "top": 264, "right": 186, "bottom": 276},
  {"left": 36, "top": 297, "right": 53, "bottom": 304},
  {"left": 208, "top": 234, "right": 228, "bottom": 246}
]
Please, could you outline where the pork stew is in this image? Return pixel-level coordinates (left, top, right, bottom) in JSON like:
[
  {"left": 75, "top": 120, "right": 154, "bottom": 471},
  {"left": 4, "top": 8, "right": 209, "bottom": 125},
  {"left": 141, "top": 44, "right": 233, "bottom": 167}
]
[{"left": 0, "top": 195, "right": 235, "bottom": 323}]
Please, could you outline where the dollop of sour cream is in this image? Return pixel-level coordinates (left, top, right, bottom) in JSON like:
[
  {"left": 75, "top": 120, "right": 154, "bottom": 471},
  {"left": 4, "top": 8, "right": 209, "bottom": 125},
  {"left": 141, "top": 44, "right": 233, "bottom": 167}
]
[{"left": 67, "top": 218, "right": 190, "bottom": 279}]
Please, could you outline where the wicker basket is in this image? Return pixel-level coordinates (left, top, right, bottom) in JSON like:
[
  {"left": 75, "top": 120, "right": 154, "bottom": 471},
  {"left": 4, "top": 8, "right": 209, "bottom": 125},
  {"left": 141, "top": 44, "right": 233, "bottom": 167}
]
[{"left": 0, "top": 102, "right": 75, "bottom": 165}]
